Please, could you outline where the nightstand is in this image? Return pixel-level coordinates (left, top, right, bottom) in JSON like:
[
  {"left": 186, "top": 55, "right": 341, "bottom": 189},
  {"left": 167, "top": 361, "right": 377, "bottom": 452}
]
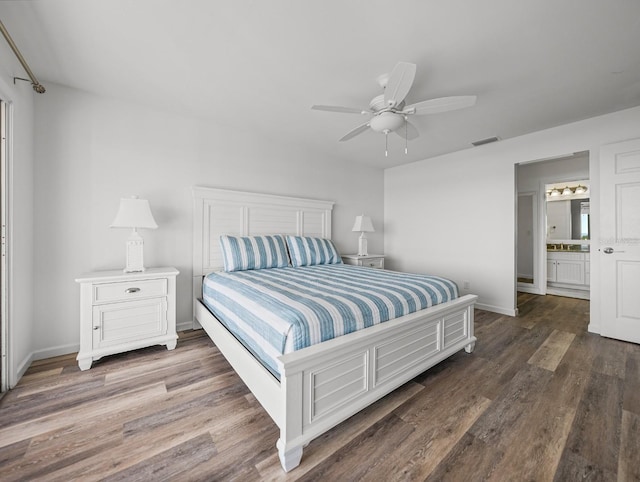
[
  {"left": 342, "top": 254, "right": 385, "bottom": 269},
  {"left": 75, "top": 267, "right": 179, "bottom": 370}
]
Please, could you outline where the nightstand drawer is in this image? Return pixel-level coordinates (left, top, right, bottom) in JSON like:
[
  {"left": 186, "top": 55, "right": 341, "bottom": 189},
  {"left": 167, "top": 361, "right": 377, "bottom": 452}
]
[
  {"left": 361, "top": 257, "right": 384, "bottom": 269},
  {"left": 93, "top": 278, "right": 167, "bottom": 303},
  {"left": 342, "top": 254, "right": 385, "bottom": 269}
]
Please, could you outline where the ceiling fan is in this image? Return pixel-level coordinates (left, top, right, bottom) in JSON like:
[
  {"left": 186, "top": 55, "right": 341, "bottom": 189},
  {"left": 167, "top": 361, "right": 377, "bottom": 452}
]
[{"left": 312, "top": 62, "right": 477, "bottom": 155}]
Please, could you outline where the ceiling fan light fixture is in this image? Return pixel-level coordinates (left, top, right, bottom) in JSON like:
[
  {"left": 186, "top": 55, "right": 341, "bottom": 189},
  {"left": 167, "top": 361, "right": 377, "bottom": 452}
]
[{"left": 369, "top": 112, "right": 404, "bottom": 133}]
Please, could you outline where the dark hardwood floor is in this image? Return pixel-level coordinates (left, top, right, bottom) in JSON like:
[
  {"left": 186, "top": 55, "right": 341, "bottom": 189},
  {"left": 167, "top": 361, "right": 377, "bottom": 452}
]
[{"left": 1, "top": 293, "right": 639, "bottom": 481}]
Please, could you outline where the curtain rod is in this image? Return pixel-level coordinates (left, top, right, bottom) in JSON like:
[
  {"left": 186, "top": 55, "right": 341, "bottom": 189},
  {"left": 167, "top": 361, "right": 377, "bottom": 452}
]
[{"left": 0, "top": 18, "right": 45, "bottom": 94}]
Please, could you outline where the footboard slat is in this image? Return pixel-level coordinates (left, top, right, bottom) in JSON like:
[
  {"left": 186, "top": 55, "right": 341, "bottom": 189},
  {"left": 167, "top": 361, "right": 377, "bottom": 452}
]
[{"left": 375, "top": 320, "right": 440, "bottom": 385}]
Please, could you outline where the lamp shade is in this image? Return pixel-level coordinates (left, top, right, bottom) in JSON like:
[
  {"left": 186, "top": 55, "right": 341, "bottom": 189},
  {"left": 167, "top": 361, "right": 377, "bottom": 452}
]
[
  {"left": 352, "top": 215, "right": 374, "bottom": 233},
  {"left": 110, "top": 196, "right": 158, "bottom": 229}
]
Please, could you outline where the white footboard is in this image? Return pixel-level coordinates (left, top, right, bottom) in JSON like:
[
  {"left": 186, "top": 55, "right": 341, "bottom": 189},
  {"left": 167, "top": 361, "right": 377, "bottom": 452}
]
[{"left": 275, "top": 294, "right": 477, "bottom": 471}]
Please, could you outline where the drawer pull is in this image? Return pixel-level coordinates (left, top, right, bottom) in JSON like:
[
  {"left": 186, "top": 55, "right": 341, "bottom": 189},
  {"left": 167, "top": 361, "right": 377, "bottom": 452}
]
[
  {"left": 125, "top": 287, "right": 141, "bottom": 294},
  {"left": 93, "top": 326, "right": 100, "bottom": 331}
]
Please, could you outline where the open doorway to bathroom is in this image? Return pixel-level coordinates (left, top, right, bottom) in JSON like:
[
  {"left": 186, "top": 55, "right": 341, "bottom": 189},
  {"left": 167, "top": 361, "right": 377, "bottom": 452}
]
[{"left": 516, "top": 152, "right": 590, "bottom": 308}]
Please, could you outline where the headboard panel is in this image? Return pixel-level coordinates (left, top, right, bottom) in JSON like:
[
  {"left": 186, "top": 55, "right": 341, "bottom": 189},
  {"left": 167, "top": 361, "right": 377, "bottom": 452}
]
[{"left": 193, "top": 186, "right": 335, "bottom": 279}]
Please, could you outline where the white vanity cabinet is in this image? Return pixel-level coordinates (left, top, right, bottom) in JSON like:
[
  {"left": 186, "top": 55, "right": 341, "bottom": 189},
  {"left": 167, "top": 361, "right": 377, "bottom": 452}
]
[
  {"left": 547, "top": 251, "right": 589, "bottom": 295},
  {"left": 75, "top": 267, "right": 179, "bottom": 370}
]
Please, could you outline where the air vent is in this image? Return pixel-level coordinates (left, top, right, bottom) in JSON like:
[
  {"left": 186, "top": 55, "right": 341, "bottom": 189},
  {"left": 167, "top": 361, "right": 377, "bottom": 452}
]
[{"left": 472, "top": 136, "right": 500, "bottom": 147}]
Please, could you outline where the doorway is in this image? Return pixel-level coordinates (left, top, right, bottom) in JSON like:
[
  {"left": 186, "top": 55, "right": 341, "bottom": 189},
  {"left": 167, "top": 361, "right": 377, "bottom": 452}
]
[
  {"left": 517, "top": 191, "right": 540, "bottom": 293},
  {"left": 516, "top": 153, "right": 590, "bottom": 307}
]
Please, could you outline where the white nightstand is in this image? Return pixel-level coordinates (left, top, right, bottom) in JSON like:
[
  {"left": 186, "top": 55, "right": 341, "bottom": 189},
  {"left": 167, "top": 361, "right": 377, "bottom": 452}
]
[
  {"left": 75, "top": 267, "right": 179, "bottom": 370},
  {"left": 342, "top": 254, "right": 385, "bottom": 269}
]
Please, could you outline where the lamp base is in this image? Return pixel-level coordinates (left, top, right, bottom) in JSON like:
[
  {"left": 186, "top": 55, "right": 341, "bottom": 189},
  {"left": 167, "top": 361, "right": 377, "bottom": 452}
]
[
  {"left": 124, "top": 230, "right": 145, "bottom": 273},
  {"left": 357, "top": 235, "right": 369, "bottom": 256}
]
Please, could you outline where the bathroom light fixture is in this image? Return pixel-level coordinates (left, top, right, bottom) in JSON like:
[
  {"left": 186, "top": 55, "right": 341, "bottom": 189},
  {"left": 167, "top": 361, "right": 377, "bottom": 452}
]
[
  {"left": 110, "top": 196, "right": 158, "bottom": 272},
  {"left": 547, "top": 183, "right": 589, "bottom": 199},
  {"left": 352, "top": 215, "right": 375, "bottom": 256}
]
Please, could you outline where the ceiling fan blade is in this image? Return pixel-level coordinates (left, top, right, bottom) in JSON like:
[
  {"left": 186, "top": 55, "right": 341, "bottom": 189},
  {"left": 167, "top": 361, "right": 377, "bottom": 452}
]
[
  {"left": 339, "top": 122, "right": 370, "bottom": 141},
  {"left": 383, "top": 62, "right": 416, "bottom": 108},
  {"left": 312, "top": 105, "right": 368, "bottom": 114},
  {"left": 403, "top": 95, "right": 477, "bottom": 115},
  {"left": 394, "top": 120, "right": 420, "bottom": 140}
]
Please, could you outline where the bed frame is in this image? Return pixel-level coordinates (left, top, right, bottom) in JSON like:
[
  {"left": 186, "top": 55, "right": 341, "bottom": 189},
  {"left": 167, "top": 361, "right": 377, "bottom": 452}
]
[{"left": 192, "top": 186, "right": 477, "bottom": 472}]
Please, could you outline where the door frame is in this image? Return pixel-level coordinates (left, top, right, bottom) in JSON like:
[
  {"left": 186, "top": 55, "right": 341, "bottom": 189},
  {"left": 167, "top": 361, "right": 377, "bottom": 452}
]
[
  {"left": 0, "top": 97, "right": 10, "bottom": 393},
  {"left": 515, "top": 152, "right": 595, "bottom": 315},
  {"left": 516, "top": 190, "right": 543, "bottom": 295}
]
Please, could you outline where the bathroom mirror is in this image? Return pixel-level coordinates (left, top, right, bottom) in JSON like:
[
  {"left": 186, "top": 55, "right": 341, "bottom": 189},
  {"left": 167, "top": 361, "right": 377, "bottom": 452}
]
[
  {"left": 547, "top": 198, "right": 590, "bottom": 240},
  {"left": 546, "top": 181, "right": 590, "bottom": 241}
]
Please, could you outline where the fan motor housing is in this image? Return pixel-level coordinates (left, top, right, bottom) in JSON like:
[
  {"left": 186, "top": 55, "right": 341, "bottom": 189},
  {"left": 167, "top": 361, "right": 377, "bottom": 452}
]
[{"left": 369, "top": 112, "right": 405, "bottom": 133}]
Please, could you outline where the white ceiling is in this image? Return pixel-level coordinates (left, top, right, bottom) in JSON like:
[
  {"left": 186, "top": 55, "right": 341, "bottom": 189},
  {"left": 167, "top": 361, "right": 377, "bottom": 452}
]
[{"left": 1, "top": 0, "right": 640, "bottom": 169}]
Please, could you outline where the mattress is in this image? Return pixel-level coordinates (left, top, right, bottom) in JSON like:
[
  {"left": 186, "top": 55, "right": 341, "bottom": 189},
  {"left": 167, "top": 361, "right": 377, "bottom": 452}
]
[{"left": 202, "top": 264, "right": 459, "bottom": 379}]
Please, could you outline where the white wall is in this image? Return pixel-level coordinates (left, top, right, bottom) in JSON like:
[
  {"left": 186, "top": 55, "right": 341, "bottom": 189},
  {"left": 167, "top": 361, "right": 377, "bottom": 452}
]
[
  {"left": 0, "top": 52, "right": 36, "bottom": 386},
  {"left": 32, "top": 83, "right": 385, "bottom": 358},
  {"left": 385, "top": 106, "right": 640, "bottom": 319}
]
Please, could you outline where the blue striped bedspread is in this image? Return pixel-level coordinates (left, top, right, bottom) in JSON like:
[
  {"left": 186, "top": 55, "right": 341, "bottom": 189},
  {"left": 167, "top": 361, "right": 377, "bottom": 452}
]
[{"left": 202, "top": 264, "right": 459, "bottom": 379}]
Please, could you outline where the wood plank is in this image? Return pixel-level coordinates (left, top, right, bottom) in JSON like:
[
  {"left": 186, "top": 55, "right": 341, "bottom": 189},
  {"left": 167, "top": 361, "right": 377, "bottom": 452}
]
[
  {"left": 372, "top": 394, "right": 492, "bottom": 481},
  {"left": 592, "top": 336, "right": 629, "bottom": 379},
  {"left": 468, "top": 364, "right": 553, "bottom": 446},
  {"left": 623, "top": 351, "right": 640, "bottom": 415},
  {"left": 4, "top": 373, "right": 244, "bottom": 481},
  {"left": 297, "top": 413, "right": 415, "bottom": 481},
  {"left": 423, "top": 432, "right": 505, "bottom": 481},
  {"left": 485, "top": 363, "right": 588, "bottom": 481},
  {"left": 0, "top": 382, "right": 167, "bottom": 448},
  {"left": 555, "top": 371, "right": 624, "bottom": 478},
  {"left": 618, "top": 410, "right": 640, "bottom": 481},
  {"left": 527, "top": 329, "right": 576, "bottom": 372},
  {"left": 100, "top": 433, "right": 217, "bottom": 482}
]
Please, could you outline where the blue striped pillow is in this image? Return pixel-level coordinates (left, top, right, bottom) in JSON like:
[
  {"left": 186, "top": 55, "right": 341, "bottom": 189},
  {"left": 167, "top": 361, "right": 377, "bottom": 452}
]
[
  {"left": 285, "top": 236, "right": 342, "bottom": 267},
  {"left": 219, "top": 235, "right": 289, "bottom": 272}
]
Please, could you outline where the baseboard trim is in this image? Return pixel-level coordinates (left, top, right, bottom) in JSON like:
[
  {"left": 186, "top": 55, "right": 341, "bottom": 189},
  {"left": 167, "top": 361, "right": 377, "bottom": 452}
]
[
  {"left": 517, "top": 285, "right": 544, "bottom": 295},
  {"left": 546, "top": 286, "right": 590, "bottom": 300},
  {"left": 32, "top": 343, "right": 80, "bottom": 362},
  {"left": 177, "top": 320, "right": 196, "bottom": 332},
  {"left": 475, "top": 303, "right": 517, "bottom": 317},
  {"left": 14, "top": 352, "right": 34, "bottom": 388}
]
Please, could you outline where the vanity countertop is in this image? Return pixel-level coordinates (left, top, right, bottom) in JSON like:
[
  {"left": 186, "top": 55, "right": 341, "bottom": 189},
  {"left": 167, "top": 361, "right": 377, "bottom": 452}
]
[{"left": 547, "top": 243, "right": 590, "bottom": 253}]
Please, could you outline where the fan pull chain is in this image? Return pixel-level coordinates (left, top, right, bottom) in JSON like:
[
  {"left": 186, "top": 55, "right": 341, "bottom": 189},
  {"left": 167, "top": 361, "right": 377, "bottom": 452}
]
[
  {"left": 405, "top": 120, "right": 408, "bottom": 154},
  {"left": 385, "top": 132, "right": 388, "bottom": 157}
]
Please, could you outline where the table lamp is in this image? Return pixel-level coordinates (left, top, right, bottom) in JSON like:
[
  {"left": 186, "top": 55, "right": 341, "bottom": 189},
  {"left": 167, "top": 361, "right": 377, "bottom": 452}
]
[
  {"left": 110, "top": 196, "right": 158, "bottom": 272},
  {"left": 352, "top": 215, "right": 374, "bottom": 256}
]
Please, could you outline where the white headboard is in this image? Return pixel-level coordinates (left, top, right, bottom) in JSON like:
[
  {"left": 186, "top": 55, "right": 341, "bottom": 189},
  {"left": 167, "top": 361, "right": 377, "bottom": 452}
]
[{"left": 192, "top": 186, "right": 335, "bottom": 300}]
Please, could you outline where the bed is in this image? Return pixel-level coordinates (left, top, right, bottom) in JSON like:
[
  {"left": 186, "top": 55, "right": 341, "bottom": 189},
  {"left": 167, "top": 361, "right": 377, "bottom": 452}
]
[{"left": 192, "top": 187, "right": 477, "bottom": 472}]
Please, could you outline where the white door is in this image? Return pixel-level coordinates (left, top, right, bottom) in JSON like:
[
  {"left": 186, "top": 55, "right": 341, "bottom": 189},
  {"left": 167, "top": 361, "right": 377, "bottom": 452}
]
[{"left": 600, "top": 138, "right": 640, "bottom": 344}]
